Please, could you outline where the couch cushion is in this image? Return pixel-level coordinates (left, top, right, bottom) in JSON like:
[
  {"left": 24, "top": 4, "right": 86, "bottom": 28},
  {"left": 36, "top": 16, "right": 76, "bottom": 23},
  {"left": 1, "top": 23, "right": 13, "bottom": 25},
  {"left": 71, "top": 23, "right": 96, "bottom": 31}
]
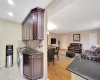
[
  {"left": 95, "top": 47, "right": 100, "bottom": 56},
  {"left": 90, "top": 46, "right": 97, "bottom": 51}
]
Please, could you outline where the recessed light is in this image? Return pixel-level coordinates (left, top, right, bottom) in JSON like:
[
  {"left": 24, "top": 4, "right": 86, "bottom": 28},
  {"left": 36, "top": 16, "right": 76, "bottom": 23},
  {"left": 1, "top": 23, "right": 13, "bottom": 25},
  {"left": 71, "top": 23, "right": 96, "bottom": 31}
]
[
  {"left": 8, "top": 0, "right": 14, "bottom": 5},
  {"left": 8, "top": 12, "right": 13, "bottom": 17}
]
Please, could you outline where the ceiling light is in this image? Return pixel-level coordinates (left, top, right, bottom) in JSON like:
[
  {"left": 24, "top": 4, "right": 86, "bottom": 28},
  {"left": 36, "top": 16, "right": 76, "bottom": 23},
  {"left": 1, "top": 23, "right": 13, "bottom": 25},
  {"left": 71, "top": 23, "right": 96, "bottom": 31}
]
[
  {"left": 8, "top": 0, "right": 14, "bottom": 5},
  {"left": 47, "top": 31, "right": 49, "bottom": 34},
  {"left": 48, "top": 22, "right": 57, "bottom": 30},
  {"left": 8, "top": 12, "right": 13, "bottom": 17}
]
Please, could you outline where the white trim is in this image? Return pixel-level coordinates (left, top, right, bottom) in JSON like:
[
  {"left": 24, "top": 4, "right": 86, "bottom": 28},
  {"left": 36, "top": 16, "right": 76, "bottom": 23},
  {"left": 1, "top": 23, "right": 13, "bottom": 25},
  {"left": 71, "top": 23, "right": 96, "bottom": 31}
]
[{"left": 0, "top": 65, "right": 5, "bottom": 68}]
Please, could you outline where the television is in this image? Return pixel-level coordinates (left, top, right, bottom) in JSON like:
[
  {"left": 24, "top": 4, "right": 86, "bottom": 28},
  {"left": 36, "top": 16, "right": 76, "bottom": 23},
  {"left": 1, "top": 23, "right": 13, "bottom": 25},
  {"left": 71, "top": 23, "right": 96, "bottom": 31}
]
[{"left": 51, "top": 38, "right": 56, "bottom": 44}]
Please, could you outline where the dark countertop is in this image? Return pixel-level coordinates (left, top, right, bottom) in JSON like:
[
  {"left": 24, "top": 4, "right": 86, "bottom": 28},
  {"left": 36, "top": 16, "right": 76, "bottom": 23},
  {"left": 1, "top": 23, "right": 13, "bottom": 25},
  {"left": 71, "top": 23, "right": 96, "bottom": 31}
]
[
  {"left": 66, "top": 57, "right": 100, "bottom": 80},
  {"left": 18, "top": 47, "right": 43, "bottom": 55}
]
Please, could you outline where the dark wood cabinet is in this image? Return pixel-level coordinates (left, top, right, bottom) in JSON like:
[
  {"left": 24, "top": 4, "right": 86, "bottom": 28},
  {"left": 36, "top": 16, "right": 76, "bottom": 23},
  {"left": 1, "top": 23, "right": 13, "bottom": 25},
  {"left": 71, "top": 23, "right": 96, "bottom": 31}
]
[
  {"left": 23, "top": 54, "right": 32, "bottom": 79},
  {"left": 22, "top": 7, "right": 45, "bottom": 40},
  {"left": 23, "top": 54, "right": 43, "bottom": 80}
]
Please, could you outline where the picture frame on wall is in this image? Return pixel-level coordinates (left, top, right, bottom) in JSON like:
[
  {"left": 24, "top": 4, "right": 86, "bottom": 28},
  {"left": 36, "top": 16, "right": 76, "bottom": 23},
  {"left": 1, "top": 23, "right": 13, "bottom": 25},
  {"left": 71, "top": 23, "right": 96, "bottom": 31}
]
[{"left": 73, "top": 34, "right": 80, "bottom": 41}]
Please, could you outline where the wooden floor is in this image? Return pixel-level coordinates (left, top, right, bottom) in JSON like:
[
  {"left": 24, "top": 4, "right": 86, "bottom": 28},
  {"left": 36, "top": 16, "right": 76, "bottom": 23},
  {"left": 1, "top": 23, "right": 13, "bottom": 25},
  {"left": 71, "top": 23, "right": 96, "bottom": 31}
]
[{"left": 48, "top": 58, "right": 71, "bottom": 80}]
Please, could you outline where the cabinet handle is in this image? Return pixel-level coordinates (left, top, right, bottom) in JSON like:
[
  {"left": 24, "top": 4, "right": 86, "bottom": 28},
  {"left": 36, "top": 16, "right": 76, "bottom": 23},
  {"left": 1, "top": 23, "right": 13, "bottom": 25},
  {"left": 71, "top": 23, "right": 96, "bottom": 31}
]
[{"left": 34, "top": 56, "right": 42, "bottom": 58}]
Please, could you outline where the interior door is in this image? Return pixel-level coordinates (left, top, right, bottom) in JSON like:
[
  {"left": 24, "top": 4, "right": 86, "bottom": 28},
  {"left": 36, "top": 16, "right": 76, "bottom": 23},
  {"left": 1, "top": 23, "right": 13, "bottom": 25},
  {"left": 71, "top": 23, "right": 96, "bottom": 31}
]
[
  {"left": 61, "top": 35, "right": 68, "bottom": 49},
  {"left": 89, "top": 32, "right": 97, "bottom": 48}
]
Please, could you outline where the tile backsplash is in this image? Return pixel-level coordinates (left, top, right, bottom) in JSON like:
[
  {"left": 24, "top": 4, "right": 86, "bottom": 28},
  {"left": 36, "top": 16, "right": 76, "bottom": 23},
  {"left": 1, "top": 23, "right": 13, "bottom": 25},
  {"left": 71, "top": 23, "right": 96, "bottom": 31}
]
[{"left": 18, "top": 40, "right": 43, "bottom": 52}]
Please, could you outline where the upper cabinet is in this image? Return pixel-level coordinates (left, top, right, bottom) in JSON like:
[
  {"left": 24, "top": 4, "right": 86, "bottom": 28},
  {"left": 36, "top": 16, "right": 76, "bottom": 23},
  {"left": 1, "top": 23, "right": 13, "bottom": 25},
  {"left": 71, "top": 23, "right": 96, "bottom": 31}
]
[{"left": 22, "top": 7, "right": 45, "bottom": 40}]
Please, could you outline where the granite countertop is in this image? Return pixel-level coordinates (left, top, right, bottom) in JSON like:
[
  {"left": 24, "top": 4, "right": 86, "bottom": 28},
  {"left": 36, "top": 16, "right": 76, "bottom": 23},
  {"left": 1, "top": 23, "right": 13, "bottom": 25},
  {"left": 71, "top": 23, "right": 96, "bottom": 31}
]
[
  {"left": 67, "top": 57, "right": 100, "bottom": 80},
  {"left": 18, "top": 47, "right": 43, "bottom": 55}
]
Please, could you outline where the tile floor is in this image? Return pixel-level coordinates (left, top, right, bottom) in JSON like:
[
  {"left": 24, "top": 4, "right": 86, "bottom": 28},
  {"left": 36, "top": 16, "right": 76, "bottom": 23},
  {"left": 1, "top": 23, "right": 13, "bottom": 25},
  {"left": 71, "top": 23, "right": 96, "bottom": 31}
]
[
  {"left": 0, "top": 65, "right": 27, "bottom": 80},
  {"left": 0, "top": 65, "right": 44, "bottom": 80}
]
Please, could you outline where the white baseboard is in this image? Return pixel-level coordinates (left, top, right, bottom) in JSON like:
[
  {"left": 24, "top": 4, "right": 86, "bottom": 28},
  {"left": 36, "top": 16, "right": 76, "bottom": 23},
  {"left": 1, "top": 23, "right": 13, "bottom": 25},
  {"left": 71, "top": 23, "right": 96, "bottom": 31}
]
[
  {"left": 38, "top": 76, "right": 48, "bottom": 80},
  {"left": 0, "top": 65, "right": 5, "bottom": 68},
  {"left": 0, "top": 62, "right": 17, "bottom": 68}
]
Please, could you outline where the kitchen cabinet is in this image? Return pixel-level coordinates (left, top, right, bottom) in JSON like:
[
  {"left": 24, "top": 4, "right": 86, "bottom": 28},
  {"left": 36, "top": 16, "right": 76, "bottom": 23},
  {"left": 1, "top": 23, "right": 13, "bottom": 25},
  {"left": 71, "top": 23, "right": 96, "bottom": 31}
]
[
  {"left": 22, "top": 7, "right": 45, "bottom": 40},
  {"left": 23, "top": 54, "right": 43, "bottom": 80}
]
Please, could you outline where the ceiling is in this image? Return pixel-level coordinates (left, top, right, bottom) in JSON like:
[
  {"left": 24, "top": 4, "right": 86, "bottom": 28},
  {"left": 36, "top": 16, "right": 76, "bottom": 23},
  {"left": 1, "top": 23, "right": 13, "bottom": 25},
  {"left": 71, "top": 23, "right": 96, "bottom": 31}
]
[
  {"left": 48, "top": 0, "right": 100, "bottom": 34},
  {"left": 0, "top": 0, "right": 52, "bottom": 23}
]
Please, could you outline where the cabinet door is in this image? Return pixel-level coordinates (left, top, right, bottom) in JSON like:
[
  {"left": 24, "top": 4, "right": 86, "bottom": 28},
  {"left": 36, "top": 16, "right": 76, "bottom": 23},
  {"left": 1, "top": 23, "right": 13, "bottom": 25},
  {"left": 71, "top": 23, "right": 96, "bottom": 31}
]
[
  {"left": 22, "top": 25, "right": 25, "bottom": 40},
  {"left": 24, "top": 22, "right": 27, "bottom": 40},
  {"left": 26, "top": 21, "right": 30, "bottom": 40},
  {"left": 29, "top": 14, "right": 34, "bottom": 40},
  {"left": 37, "top": 11, "right": 44, "bottom": 40},
  {"left": 30, "top": 23, "right": 33, "bottom": 40},
  {"left": 22, "top": 21, "right": 27, "bottom": 40},
  {"left": 23, "top": 54, "right": 32, "bottom": 79},
  {"left": 27, "top": 19, "right": 31, "bottom": 40},
  {"left": 32, "top": 55, "right": 43, "bottom": 79},
  {"left": 33, "top": 12, "right": 38, "bottom": 40}
]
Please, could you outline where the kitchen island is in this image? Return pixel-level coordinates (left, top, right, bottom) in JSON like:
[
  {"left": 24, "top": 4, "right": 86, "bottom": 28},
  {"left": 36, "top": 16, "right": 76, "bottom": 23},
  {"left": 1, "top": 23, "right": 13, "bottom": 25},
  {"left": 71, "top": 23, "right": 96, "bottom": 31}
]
[{"left": 67, "top": 57, "right": 100, "bottom": 80}]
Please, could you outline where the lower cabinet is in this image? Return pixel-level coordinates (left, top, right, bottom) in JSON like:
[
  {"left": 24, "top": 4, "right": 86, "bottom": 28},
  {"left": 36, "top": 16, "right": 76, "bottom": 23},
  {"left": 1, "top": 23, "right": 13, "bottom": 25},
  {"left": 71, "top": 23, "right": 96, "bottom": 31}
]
[{"left": 23, "top": 54, "right": 43, "bottom": 80}]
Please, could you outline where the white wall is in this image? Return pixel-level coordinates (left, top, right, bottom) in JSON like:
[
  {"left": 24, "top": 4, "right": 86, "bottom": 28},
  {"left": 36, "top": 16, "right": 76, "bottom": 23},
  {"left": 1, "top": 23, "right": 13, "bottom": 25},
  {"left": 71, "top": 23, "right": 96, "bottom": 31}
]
[
  {"left": 48, "top": 33, "right": 60, "bottom": 46},
  {"left": 59, "top": 28, "right": 100, "bottom": 50},
  {"left": 42, "top": 11, "right": 48, "bottom": 80},
  {"left": 0, "top": 18, "right": 22, "bottom": 67}
]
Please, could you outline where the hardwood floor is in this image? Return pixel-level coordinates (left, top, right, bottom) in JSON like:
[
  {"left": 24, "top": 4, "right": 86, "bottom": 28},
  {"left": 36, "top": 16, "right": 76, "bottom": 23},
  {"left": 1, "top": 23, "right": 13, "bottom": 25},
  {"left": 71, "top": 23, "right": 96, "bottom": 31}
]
[{"left": 48, "top": 58, "right": 71, "bottom": 80}]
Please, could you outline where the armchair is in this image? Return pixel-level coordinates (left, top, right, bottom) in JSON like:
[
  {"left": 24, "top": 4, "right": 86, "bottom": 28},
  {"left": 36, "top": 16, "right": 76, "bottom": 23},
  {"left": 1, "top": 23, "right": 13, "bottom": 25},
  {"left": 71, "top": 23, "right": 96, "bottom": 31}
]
[
  {"left": 68, "top": 43, "right": 82, "bottom": 54},
  {"left": 68, "top": 43, "right": 76, "bottom": 51},
  {"left": 66, "top": 43, "right": 82, "bottom": 58}
]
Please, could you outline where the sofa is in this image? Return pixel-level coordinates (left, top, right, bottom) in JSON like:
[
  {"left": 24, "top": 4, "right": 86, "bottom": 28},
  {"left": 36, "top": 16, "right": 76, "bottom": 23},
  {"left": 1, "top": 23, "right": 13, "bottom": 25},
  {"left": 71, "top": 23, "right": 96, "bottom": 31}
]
[{"left": 81, "top": 46, "right": 100, "bottom": 62}]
